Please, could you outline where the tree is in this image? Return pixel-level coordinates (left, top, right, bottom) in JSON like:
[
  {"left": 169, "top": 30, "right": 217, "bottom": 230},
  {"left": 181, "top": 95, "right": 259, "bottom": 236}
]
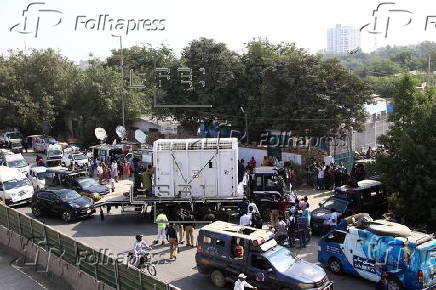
[{"left": 376, "top": 74, "right": 436, "bottom": 225}]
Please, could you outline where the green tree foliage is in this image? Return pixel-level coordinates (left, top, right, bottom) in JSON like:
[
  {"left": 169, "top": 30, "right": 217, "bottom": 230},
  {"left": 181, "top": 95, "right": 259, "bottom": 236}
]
[{"left": 376, "top": 74, "right": 436, "bottom": 224}]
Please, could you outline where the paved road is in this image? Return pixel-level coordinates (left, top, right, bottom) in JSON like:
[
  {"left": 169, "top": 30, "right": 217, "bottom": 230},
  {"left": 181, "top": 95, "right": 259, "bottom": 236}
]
[
  {"left": 0, "top": 246, "right": 66, "bottom": 290},
  {"left": 17, "top": 152, "right": 374, "bottom": 290}
]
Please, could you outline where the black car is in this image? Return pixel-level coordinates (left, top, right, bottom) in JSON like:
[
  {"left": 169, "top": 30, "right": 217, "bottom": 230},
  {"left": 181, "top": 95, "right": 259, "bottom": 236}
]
[
  {"left": 311, "top": 179, "right": 387, "bottom": 234},
  {"left": 69, "top": 178, "right": 109, "bottom": 201},
  {"left": 31, "top": 189, "right": 95, "bottom": 222}
]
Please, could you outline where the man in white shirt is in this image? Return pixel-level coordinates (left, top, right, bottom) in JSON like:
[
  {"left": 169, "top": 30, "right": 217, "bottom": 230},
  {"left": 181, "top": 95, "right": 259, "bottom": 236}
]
[
  {"left": 324, "top": 208, "right": 340, "bottom": 230},
  {"left": 239, "top": 212, "right": 252, "bottom": 226},
  {"left": 234, "top": 273, "right": 257, "bottom": 290},
  {"left": 132, "top": 235, "right": 150, "bottom": 267}
]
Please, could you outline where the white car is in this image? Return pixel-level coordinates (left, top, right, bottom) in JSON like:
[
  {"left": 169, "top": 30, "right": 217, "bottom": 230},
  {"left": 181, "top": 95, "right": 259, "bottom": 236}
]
[
  {"left": 33, "top": 136, "right": 57, "bottom": 153},
  {"left": 1, "top": 153, "right": 30, "bottom": 176},
  {"left": 0, "top": 166, "right": 34, "bottom": 206},
  {"left": 29, "top": 166, "right": 47, "bottom": 191},
  {"left": 61, "top": 152, "right": 89, "bottom": 169}
]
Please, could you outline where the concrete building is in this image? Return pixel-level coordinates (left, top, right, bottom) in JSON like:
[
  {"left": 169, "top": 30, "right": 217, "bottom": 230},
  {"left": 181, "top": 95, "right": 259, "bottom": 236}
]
[{"left": 327, "top": 24, "right": 361, "bottom": 54}]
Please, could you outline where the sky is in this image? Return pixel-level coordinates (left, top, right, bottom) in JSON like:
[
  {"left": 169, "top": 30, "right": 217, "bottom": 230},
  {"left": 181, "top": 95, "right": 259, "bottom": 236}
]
[{"left": 1, "top": 0, "right": 435, "bottom": 62}]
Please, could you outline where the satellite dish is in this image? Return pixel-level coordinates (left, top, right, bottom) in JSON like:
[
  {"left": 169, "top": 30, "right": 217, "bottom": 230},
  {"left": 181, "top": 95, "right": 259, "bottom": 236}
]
[
  {"left": 95, "top": 128, "right": 107, "bottom": 141},
  {"left": 134, "top": 129, "right": 147, "bottom": 144},
  {"left": 116, "top": 125, "right": 127, "bottom": 140}
]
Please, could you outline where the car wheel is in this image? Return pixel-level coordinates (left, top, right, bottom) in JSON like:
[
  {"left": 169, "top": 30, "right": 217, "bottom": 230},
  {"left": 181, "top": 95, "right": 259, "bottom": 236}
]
[
  {"left": 61, "top": 210, "right": 73, "bottom": 222},
  {"left": 387, "top": 276, "right": 403, "bottom": 290},
  {"left": 328, "top": 257, "right": 343, "bottom": 275},
  {"left": 32, "top": 205, "right": 42, "bottom": 217},
  {"left": 210, "top": 270, "right": 226, "bottom": 288}
]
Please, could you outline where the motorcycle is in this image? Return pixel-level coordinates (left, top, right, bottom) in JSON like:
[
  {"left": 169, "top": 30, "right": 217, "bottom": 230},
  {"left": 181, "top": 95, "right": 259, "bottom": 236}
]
[{"left": 127, "top": 250, "right": 157, "bottom": 276}]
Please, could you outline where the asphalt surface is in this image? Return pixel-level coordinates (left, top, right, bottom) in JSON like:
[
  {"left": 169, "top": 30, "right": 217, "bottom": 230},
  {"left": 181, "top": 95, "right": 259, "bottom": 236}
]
[
  {"left": 0, "top": 246, "right": 66, "bottom": 290},
  {"left": 16, "top": 151, "right": 374, "bottom": 290}
]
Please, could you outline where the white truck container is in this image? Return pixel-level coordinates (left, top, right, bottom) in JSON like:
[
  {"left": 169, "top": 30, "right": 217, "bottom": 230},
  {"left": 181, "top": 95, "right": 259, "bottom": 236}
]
[{"left": 153, "top": 138, "right": 239, "bottom": 198}]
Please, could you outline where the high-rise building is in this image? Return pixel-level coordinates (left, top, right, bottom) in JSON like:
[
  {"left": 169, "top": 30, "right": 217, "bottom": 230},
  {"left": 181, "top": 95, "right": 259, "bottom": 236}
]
[{"left": 327, "top": 24, "right": 360, "bottom": 54}]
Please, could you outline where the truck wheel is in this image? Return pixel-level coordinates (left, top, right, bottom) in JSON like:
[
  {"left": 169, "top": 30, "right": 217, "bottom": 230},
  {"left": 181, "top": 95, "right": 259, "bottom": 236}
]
[
  {"left": 387, "top": 276, "right": 403, "bottom": 290},
  {"left": 328, "top": 257, "right": 343, "bottom": 275},
  {"left": 210, "top": 270, "right": 226, "bottom": 288}
]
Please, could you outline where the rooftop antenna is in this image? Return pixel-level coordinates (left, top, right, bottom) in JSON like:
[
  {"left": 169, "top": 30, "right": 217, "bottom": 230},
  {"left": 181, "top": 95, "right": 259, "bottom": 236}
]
[
  {"left": 95, "top": 128, "right": 107, "bottom": 144},
  {"left": 115, "top": 125, "right": 127, "bottom": 141},
  {"left": 134, "top": 129, "right": 147, "bottom": 144}
]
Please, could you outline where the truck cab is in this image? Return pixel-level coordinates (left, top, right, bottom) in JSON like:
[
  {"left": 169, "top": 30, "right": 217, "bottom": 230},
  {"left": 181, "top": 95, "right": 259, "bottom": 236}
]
[{"left": 196, "top": 221, "right": 333, "bottom": 289}]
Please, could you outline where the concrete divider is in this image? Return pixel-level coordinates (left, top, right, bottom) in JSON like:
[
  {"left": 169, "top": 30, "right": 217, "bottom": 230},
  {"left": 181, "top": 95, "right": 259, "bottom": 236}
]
[{"left": 0, "top": 225, "right": 114, "bottom": 290}]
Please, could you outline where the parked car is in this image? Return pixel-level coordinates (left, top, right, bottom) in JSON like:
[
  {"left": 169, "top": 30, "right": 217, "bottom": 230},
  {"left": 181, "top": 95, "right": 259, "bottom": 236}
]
[
  {"left": 29, "top": 166, "right": 47, "bottom": 191},
  {"left": 33, "top": 136, "right": 57, "bottom": 153},
  {"left": 31, "top": 189, "right": 95, "bottom": 222},
  {"left": 196, "top": 221, "right": 333, "bottom": 289},
  {"left": 0, "top": 153, "right": 30, "bottom": 176},
  {"left": 311, "top": 179, "right": 387, "bottom": 234},
  {"left": 68, "top": 177, "right": 109, "bottom": 201},
  {"left": 44, "top": 168, "right": 82, "bottom": 187},
  {"left": 318, "top": 220, "right": 436, "bottom": 290},
  {"left": 61, "top": 152, "right": 89, "bottom": 169},
  {"left": 0, "top": 166, "right": 34, "bottom": 206}
]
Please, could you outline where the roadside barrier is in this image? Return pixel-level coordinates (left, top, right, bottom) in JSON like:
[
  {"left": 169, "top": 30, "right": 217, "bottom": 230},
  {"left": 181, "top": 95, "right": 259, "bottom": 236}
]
[{"left": 0, "top": 203, "right": 177, "bottom": 290}]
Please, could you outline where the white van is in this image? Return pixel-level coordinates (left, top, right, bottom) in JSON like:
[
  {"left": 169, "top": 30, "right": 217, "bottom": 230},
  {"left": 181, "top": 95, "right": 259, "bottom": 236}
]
[
  {"left": 0, "top": 166, "right": 34, "bottom": 206},
  {"left": 1, "top": 153, "right": 30, "bottom": 176}
]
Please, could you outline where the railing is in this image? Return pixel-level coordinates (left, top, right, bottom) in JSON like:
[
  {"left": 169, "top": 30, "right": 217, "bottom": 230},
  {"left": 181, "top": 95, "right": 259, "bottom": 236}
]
[{"left": 0, "top": 203, "right": 173, "bottom": 290}]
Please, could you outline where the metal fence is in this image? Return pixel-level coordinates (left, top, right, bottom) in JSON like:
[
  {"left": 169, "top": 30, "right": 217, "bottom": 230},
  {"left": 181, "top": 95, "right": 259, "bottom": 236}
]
[{"left": 0, "top": 203, "right": 170, "bottom": 290}]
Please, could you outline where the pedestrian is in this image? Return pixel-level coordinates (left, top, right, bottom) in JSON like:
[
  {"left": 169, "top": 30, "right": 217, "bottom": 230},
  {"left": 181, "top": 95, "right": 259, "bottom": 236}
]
[
  {"left": 277, "top": 197, "right": 288, "bottom": 218},
  {"left": 251, "top": 211, "right": 263, "bottom": 229},
  {"left": 166, "top": 223, "right": 178, "bottom": 260},
  {"left": 123, "top": 159, "right": 131, "bottom": 179},
  {"left": 153, "top": 210, "right": 168, "bottom": 245},
  {"left": 234, "top": 273, "right": 257, "bottom": 290},
  {"left": 185, "top": 213, "right": 195, "bottom": 247},
  {"left": 298, "top": 196, "right": 309, "bottom": 210},
  {"left": 375, "top": 271, "right": 388, "bottom": 290},
  {"left": 239, "top": 210, "right": 252, "bottom": 226},
  {"left": 203, "top": 208, "right": 215, "bottom": 222},
  {"left": 22, "top": 138, "right": 28, "bottom": 153},
  {"left": 97, "top": 163, "right": 103, "bottom": 184},
  {"left": 111, "top": 160, "right": 119, "bottom": 182},
  {"left": 317, "top": 164, "right": 325, "bottom": 190},
  {"left": 247, "top": 199, "right": 259, "bottom": 214},
  {"left": 325, "top": 208, "right": 339, "bottom": 232},
  {"left": 247, "top": 156, "right": 256, "bottom": 173},
  {"left": 296, "top": 210, "right": 309, "bottom": 248},
  {"left": 176, "top": 208, "right": 186, "bottom": 244},
  {"left": 108, "top": 176, "right": 115, "bottom": 192},
  {"left": 270, "top": 196, "right": 279, "bottom": 227},
  {"left": 275, "top": 216, "right": 287, "bottom": 246},
  {"left": 287, "top": 207, "right": 297, "bottom": 247},
  {"left": 289, "top": 167, "right": 297, "bottom": 189},
  {"left": 238, "top": 159, "right": 245, "bottom": 183},
  {"left": 117, "top": 160, "right": 123, "bottom": 180}
]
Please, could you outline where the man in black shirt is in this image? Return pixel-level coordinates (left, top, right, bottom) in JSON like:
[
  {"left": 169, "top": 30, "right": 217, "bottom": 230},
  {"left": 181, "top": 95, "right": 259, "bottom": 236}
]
[{"left": 166, "top": 223, "right": 178, "bottom": 260}]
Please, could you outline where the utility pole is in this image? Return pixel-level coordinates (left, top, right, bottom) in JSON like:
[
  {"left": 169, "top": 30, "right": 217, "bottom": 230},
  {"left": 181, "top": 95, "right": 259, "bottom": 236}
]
[
  {"left": 112, "top": 34, "right": 125, "bottom": 128},
  {"left": 240, "top": 107, "right": 248, "bottom": 144}
]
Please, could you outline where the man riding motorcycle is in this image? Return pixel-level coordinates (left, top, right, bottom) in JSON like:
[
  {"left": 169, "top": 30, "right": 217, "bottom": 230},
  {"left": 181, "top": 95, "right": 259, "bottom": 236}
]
[{"left": 131, "top": 235, "right": 151, "bottom": 267}]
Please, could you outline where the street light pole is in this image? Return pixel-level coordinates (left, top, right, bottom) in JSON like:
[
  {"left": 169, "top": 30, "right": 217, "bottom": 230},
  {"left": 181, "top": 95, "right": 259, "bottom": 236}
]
[
  {"left": 240, "top": 107, "right": 248, "bottom": 144},
  {"left": 112, "top": 34, "right": 125, "bottom": 127}
]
